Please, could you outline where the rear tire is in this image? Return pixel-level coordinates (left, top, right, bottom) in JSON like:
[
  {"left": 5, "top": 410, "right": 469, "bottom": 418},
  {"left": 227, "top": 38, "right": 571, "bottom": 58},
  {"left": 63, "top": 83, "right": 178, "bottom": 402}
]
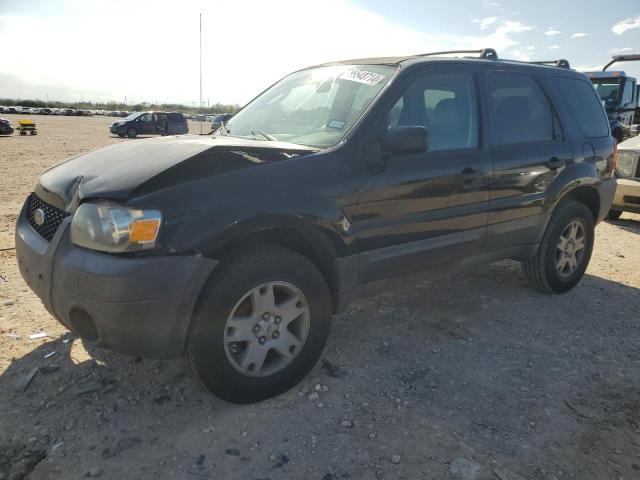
[
  {"left": 186, "top": 244, "right": 332, "bottom": 404},
  {"left": 524, "top": 200, "right": 594, "bottom": 293},
  {"left": 606, "top": 209, "right": 623, "bottom": 220},
  {"left": 126, "top": 128, "right": 137, "bottom": 138}
]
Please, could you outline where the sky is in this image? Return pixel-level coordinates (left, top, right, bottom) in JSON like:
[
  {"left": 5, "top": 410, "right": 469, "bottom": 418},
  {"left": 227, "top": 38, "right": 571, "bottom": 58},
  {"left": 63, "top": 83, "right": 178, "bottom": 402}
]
[{"left": 0, "top": 0, "right": 639, "bottom": 106}]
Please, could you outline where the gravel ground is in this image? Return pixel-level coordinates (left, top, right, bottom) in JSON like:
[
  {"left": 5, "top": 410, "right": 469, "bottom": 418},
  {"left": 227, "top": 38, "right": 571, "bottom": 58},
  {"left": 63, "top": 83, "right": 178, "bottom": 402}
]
[{"left": 1, "top": 115, "right": 639, "bottom": 480}]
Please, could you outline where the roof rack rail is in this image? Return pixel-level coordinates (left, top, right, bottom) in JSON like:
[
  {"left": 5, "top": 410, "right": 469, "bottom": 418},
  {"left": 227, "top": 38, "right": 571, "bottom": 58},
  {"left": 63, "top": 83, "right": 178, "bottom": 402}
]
[
  {"left": 529, "top": 59, "right": 571, "bottom": 69},
  {"left": 415, "top": 48, "right": 498, "bottom": 60},
  {"left": 603, "top": 54, "right": 640, "bottom": 71}
]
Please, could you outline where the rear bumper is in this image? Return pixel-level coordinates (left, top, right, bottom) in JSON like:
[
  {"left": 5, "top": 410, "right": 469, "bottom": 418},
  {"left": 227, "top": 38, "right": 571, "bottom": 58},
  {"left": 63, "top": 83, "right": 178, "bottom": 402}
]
[
  {"left": 15, "top": 202, "right": 218, "bottom": 359},
  {"left": 597, "top": 178, "right": 617, "bottom": 222},
  {"left": 611, "top": 177, "right": 640, "bottom": 213}
]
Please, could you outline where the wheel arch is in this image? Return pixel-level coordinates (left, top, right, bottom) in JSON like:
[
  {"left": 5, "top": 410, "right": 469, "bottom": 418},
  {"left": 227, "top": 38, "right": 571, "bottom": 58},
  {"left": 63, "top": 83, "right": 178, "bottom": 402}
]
[
  {"left": 203, "top": 220, "right": 346, "bottom": 313},
  {"left": 557, "top": 185, "right": 600, "bottom": 222}
]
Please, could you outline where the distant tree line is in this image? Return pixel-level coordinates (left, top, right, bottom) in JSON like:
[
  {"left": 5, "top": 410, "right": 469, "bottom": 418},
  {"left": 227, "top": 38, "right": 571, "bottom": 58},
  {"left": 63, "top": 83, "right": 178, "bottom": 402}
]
[{"left": 0, "top": 98, "right": 241, "bottom": 114}]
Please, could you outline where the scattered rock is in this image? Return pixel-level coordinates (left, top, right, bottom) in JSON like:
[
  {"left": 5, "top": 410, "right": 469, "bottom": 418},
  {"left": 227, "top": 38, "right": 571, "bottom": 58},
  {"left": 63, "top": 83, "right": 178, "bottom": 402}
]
[
  {"left": 368, "top": 432, "right": 377, "bottom": 440},
  {"left": 321, "top": 358, "right": 344, "bottom": 378},
  {"left": 224, "top": 448, "right": 240, "bottom": 456},
  {"left": 340, "top": 420, "right": 353, "bottom": 428},
  {"left": 28, "top": 331, "right": 47, "bottom": 340},
  {"left": 270, "top": 453, "right": 289, "bottom": 468},
  {"left": 153, "top": 395, "right": 171, "bottom": 405},
  {"left": 391, "top": 454, "right": 401, "bottom": 464},
  {"left": 2, "top": 299, "right": 15, "bottom": 306},
  {"left": 84, "top": 467, "right": 102, "bottom": 477},
  {"left": 449, "top": 456, "right": 481, "bottom": 480},
  {"left": 307, "top": 392, "right": 319, "bottom": 401}
]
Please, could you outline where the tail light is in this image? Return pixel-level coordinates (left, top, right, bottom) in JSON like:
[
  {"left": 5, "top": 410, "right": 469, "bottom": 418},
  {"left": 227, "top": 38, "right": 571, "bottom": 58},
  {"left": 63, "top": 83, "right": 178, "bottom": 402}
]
[{"left": 611, "top": 141, "right": 618, "bottom": 177}]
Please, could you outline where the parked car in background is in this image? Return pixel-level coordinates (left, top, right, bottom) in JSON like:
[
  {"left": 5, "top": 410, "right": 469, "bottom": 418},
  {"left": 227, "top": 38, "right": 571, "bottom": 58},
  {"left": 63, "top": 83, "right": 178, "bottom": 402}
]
[
  {"left": 16, "top": 49, "right": 616, "bottom": 403},
  {"left": 110, "top": 111, "right": 188, "bottom": 138},
  {"left": 211, "top": 113, "right": 233, "bottom": 131},
  {"left": 607, "top": 135, "right": 640, "bottom": 219},
  {"left": 0, "top": 118, "right": 13, "bottom": 135}
]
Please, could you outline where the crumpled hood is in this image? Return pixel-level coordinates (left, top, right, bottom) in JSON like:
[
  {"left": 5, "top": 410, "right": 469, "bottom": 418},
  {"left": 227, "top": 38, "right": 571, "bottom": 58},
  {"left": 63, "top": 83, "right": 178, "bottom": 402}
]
[{"left": 36, "top": 135, "right": 317, "bottom": 210}]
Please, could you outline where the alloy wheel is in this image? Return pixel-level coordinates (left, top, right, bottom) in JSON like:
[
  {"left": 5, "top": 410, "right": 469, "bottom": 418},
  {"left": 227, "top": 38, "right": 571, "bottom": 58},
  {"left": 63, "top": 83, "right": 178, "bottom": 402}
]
[
  {"left": 555, "top": 220, "right": 586, "bottom": 278},
  {"left": 223, "top": 281, "right": 310, "bottom": 377}
]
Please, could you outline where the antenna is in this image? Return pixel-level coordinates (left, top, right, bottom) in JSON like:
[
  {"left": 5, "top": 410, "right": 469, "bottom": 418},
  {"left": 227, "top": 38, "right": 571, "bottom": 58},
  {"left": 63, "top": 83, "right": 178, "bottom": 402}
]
[{"left": 199, "top": 13, "right": 203, "bottom": 134}]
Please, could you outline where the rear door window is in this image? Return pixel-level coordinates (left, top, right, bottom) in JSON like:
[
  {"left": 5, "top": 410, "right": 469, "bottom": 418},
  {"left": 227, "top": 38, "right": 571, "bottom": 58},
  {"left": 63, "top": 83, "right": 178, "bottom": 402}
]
[
  {"left": 488, "top": 72, "right": 554, "bottom": 145},
  {"left": 551, "top": 76, "right": 609, "bottom": 138}
]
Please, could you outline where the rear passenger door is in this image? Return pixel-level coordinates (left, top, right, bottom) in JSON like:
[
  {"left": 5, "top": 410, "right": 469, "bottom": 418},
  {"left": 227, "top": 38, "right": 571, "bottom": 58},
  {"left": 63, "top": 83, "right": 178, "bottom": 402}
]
[{"left": 485, "top": 69, "right": 574, "bottom": 251}]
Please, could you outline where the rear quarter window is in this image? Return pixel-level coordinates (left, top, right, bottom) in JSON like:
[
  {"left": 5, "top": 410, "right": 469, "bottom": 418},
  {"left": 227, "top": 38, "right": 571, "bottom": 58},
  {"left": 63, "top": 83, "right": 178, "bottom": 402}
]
[{"left": 551, "top": 76, "right": 609, "bottom": 138}]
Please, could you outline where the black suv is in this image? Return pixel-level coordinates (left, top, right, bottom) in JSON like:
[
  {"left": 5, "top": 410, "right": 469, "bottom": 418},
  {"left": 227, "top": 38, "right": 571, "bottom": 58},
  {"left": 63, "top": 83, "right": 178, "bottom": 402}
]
[
  {"left": 110, "top": 111, "right": 188, "bottom": 138},
  {"left": 16, "top": 49, "right": 616, "bottom": 403}
]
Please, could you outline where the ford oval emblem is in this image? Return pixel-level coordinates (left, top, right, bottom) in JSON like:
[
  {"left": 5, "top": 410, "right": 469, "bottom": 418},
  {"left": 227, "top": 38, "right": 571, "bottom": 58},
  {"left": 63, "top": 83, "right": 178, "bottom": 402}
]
[{"left": 34, "top": 208, "right": 46, "bottom": 226}]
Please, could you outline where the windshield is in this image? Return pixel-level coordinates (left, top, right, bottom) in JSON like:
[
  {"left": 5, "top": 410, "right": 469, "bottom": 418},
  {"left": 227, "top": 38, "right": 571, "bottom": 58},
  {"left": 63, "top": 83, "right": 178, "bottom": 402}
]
[
  {"left": 591, "top": 78, "right": 623, "bottom": 105},
  {"left": 123, "top": 112, "right": 142, "bottom": 121},
  {"left": 221, "top": 64, "right": 397, "bottom": 148}
]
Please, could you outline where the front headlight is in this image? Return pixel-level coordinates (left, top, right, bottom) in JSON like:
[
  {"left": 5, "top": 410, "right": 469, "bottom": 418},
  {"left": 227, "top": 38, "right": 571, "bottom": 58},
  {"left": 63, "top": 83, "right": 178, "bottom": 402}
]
[
  {"left": 616, "top": 151, "right": 637, "bottom": 178},
  {"left": 70, "top": 202, "right": 162, "bottom": 253}
]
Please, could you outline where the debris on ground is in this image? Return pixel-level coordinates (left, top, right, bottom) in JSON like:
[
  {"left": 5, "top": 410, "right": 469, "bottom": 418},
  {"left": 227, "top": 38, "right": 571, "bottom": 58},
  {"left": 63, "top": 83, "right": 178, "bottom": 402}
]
[
  {"left": 28, "top": 331, "right": 47, "bottom": 340},
  {"left": 39, "top": 364, "right": 60, "bottom": 374},
  {"left": 72, "top": 380, "right": 102, "bottom": 396},
  {"left": 14, "top": 367, "right": 39, "bottom": 392}
]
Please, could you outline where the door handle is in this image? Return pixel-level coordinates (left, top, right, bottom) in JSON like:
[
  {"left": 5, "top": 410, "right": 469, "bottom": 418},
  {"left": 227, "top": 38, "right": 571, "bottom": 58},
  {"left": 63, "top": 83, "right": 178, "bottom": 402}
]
[{"left": 546, "top": 157, "right": 567, "bottom": 170}]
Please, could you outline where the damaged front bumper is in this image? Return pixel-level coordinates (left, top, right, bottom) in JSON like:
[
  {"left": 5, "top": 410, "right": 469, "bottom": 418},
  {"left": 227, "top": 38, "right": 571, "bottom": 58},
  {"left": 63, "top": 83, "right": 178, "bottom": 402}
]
[{"left": 15, "top": 201, "right": 218, "bottom": 359}]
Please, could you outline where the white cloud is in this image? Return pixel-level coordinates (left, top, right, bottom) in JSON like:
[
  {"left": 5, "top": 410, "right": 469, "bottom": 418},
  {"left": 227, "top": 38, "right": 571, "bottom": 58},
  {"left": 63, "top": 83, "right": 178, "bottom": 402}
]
[
  {"left": 608, "top": 47, "right": 633, "bottom": 54},
  {"left": 475, "top": 16, "right": 498, "bottom": 30},
  {"left": 612, "top": 16, "right": 640, "bottom": 35},
  {"left": 482, "top": 0, "right": 501, "bottom": 8},
  {"left": 545, "top": 28, "right": 562, "bottom": 36},
  {"left": 574, "top": 64, "right": 604, "bottom": 72},
  {"left": 0, "top": 1, "right": 536, "bottom": 104},
  {"left": 571, "top": 32, "right": 587, "bottom": 38},
  {"left": 549, "top": 45, "right": 560, "bottom": 50}
]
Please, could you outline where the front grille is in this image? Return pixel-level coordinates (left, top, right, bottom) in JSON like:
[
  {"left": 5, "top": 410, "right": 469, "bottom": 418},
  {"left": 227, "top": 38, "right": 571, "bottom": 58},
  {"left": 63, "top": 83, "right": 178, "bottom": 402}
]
[{"left": 26, "top": 193, "right": 69, "bottom": 241}]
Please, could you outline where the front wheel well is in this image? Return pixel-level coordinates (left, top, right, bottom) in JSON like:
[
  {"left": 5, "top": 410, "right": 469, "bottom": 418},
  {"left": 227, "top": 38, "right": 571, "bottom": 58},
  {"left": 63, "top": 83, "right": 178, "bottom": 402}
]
[
  {"left": 206, "top": 227, "right": 340, "bottom": 312},
  {"left": 558, "top": 186, "right": 600, "bottom": 222}
]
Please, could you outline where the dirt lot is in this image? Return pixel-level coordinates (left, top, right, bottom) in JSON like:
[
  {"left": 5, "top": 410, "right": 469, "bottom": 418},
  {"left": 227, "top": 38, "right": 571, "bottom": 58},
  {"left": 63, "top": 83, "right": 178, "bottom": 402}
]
[{"left": 1, "top": 114, "right": 639, "bottom": 480}]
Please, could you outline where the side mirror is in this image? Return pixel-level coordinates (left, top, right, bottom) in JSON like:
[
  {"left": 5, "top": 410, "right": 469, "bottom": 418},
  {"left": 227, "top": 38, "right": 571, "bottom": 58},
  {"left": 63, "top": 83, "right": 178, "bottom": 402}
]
[{"left": 382, "top": 126, "right": 428, "bottom": 154}]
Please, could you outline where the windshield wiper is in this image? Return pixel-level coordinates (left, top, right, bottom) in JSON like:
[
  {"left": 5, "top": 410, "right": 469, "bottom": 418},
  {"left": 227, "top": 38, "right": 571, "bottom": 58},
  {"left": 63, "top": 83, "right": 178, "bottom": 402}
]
[{"left": 251, "top": 130, "right": 277, "bottom": 141}]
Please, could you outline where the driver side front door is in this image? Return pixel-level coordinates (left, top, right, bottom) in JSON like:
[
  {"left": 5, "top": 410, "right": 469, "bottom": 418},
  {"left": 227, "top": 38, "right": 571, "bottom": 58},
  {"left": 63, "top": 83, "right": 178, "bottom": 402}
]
[{"left": 351, "top": 67, "right": 492, "bottom": 284}]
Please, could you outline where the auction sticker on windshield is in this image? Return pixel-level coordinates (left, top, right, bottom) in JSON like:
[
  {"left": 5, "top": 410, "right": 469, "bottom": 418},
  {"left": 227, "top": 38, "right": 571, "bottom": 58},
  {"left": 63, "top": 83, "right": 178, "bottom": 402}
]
[{"left": 339, "top": 68, "right": 386, "bottom": 86}]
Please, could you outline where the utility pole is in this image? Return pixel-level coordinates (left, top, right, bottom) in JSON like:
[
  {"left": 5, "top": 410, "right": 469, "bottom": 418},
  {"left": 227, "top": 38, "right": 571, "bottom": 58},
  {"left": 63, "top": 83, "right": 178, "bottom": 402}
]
[{"left": 199, "top": 13, "right": 203, "bottom": 134}]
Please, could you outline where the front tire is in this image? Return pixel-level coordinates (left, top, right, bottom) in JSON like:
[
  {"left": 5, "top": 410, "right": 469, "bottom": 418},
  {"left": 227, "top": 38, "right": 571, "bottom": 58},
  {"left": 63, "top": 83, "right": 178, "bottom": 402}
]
[
  {"left": 186, "top": 244, "right": 332, "bottom": 404},
  {"left": 126, "top": 127, "right": 137, "bottom": 138},
  {"left": 524, "top": 201, "right": 594, "bottom": 293}
]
